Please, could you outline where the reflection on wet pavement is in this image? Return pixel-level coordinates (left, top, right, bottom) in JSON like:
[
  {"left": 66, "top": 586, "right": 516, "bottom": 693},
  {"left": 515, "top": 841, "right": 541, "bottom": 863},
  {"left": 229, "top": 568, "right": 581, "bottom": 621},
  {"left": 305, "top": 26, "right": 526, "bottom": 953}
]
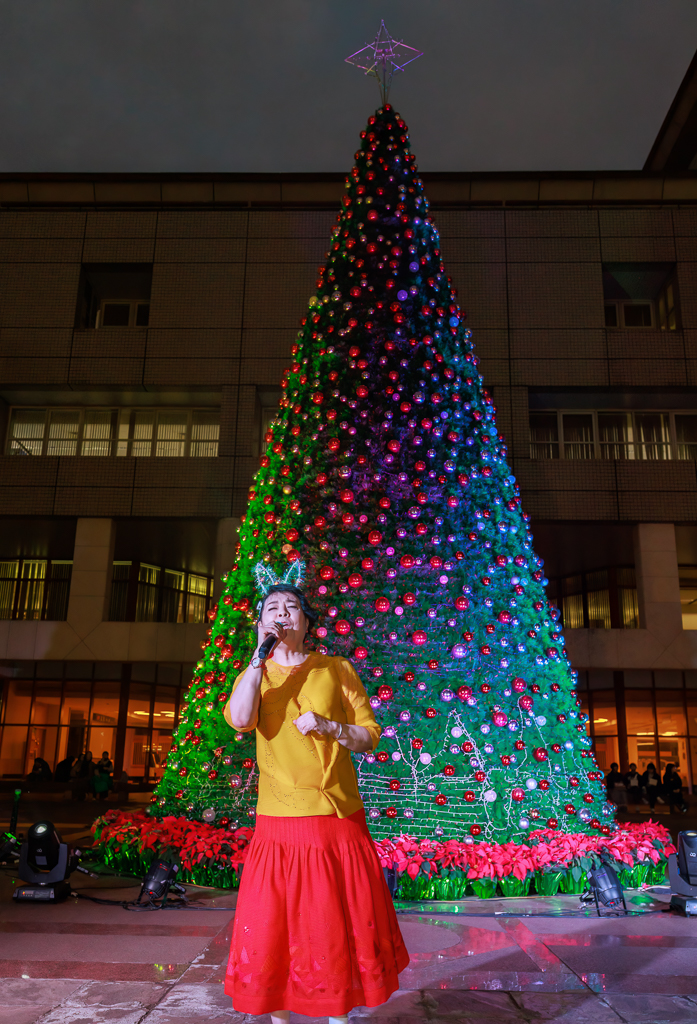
[{"left": 3, "top": 869, "right": 697, "bottom": 1021}]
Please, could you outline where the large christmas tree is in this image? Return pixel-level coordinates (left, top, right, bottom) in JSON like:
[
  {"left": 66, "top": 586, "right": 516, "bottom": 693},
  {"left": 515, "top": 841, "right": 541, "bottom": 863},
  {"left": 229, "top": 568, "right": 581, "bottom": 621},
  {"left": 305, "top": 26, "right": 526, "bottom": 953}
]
[{"left": 153, "top": 103, "right": 610, "bottom": 844}]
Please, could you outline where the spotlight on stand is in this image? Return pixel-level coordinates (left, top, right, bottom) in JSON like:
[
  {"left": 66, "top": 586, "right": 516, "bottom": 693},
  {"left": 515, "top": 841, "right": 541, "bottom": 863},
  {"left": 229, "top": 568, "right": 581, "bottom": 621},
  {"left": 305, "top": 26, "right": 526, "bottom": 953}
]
[
  {"left": 137, "top": 859, "right": 184, "bottom": 907},
  {"left": 584, "top": 863, "right": 627, "bottom": 916},
  {"left": 13, "top": 820, "right": 81, "bottom": 902},
  {"left": 668, "top": 831, "right": 697, "bottom": 915}
]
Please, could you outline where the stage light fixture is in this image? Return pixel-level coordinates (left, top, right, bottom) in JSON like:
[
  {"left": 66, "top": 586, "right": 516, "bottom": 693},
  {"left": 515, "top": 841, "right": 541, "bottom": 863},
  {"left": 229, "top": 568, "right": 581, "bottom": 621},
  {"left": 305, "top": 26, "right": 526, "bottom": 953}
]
[
  {"left": 669, "top": 831, "right": 697, "bottom": 915},
  {"left": 137, "top": 859, "right": 182, "bottom": 906},
  {"left": 14, "top": 820, "right": 74, "bottom": 902},
  {"left": 585, "top": 863, "right": 627, "bottom": 916}
]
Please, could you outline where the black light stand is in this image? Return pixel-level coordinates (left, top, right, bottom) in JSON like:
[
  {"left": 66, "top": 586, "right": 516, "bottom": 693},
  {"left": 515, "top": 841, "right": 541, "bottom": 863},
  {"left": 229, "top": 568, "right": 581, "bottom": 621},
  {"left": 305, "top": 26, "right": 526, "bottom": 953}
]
[
  {"left": 584, "top": 863, "right": 627, "bottom": 916},
  {"left": 136, "top": 859, "right": 186, "bottom": 908}
]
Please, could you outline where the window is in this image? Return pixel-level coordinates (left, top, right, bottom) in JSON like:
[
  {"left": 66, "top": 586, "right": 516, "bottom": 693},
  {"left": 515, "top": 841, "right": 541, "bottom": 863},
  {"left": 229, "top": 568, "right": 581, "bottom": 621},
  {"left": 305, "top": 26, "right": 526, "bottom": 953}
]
[
  {"left": 530, "top": 409, "right": 693, "bottom": 460},
  {"left": 603, "top": 262, "right": 679, "bottom": 331},
  {"left": 546, "top": 567, "right": 638, "bottom": 630},
  {"left": 0, "top": 662, "right": 188, "bottom": 781},
  {"left": 680, "top": 567, "right": 697, "bottom": 630},
  {"left": 563, "top": 414, "right": 593, "bottom": 460},
  {"left": 97, "top": 300, "right": 149, "bottom": 329},
  {"left": 109, "top": 562, "right": 213, "bottom": 624},
  {"left": 7, "top": 408, "right": 219, "bottom": 458},
  {"left": 0, "top": 560, "right": 72, "bottom": 620},
  {"left": 75, "top": 263, "right": 152, "bottom": 330},
  {"left": 529, "top": 413, "right": 559, "bottom": 459}
]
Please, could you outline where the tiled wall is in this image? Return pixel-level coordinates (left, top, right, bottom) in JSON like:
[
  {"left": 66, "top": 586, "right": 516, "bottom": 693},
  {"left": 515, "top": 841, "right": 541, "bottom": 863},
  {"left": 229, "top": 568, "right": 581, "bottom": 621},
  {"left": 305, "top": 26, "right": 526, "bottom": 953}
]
[{"left": 0, "top": 201, "right": 695, "bottom": 520}]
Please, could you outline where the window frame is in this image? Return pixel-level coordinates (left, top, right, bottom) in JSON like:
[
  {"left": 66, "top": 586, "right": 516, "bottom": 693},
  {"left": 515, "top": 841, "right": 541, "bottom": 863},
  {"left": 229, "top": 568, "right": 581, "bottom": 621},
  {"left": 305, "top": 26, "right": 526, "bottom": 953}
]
[
  {"left": 529, "top": 408, "right": 696, "bottom": 461},
  {"left": 96, "top": 299, "right": 150, "bottom": 329},
  {"left": 6, "top": 406, "right": 220, "bottom": 458}
]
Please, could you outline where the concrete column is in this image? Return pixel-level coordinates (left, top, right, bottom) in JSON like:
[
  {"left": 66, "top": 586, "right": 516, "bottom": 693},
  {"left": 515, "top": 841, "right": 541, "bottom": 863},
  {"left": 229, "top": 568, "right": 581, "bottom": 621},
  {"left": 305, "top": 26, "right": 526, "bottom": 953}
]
[
  {"left": 633, "top": 523, "right": 683, "bottom": 638},
  {"left": 66, "top": 518, "right": 116, "bottom": 636},
  {"left": 214, "top": 517, "right": 240, "bottom": 599}
]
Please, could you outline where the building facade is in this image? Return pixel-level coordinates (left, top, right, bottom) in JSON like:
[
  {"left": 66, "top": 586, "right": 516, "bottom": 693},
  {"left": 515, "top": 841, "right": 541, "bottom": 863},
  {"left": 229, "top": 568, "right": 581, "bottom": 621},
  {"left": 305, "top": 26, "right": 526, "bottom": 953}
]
[{"left": 3, "top": 88, "right": 697, "bottom": 788}]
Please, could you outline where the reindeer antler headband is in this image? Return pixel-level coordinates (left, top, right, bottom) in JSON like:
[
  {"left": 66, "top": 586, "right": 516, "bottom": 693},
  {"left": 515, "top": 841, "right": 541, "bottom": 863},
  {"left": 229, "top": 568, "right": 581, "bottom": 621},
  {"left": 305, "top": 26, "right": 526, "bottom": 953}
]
[{"left": 253, "top": 559, "right": 307, "bottom": 609}]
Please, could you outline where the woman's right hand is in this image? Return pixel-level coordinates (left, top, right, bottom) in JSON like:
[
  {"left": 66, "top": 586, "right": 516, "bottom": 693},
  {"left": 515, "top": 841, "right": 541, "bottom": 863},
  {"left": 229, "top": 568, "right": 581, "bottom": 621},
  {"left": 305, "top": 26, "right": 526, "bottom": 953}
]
[{"left": 254, "top": 620, "right": 288, "bottom": 660}]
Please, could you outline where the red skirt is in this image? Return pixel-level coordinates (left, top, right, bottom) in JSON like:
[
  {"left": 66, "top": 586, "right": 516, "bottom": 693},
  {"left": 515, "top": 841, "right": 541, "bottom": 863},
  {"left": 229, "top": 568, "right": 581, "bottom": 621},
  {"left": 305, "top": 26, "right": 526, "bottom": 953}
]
[{"left": 224, "top": 808, "right": 410, "bottom": 1016}]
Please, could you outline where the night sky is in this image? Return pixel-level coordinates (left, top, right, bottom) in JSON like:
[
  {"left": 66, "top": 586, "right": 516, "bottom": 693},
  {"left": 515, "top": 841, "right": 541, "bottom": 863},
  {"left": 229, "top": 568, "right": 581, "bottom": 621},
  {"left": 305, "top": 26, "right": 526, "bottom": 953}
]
[{"left": 1, "top": 0, "right": 696, "bottom": 173}]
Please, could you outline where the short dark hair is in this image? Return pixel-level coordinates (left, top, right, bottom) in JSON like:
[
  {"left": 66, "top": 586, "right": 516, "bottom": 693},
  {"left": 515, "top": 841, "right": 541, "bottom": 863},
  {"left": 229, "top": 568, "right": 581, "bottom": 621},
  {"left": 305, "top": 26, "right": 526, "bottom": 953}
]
[{"left": 259, "top": 584, "right": 319, "bottom": 630}]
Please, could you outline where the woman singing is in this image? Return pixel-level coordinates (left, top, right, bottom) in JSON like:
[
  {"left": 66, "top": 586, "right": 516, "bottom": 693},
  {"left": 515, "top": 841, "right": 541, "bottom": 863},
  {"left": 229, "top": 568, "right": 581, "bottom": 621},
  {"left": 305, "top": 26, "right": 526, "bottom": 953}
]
[{"left": 224, "top": 569, "right": 409, "bottom": 1023}]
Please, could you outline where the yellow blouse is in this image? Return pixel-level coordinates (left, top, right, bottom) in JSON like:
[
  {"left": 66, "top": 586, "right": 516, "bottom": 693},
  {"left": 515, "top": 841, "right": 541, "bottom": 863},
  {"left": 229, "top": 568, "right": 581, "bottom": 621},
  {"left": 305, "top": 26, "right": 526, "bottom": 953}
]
[{"left": 224, "top": 653, "right": 381, "bottom": 818}]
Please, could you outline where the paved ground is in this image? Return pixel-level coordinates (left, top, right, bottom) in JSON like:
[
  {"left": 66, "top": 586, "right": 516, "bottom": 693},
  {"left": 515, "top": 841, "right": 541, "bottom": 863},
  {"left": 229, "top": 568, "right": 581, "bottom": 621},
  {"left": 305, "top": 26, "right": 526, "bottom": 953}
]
[{"left": 2, "top": 792, "right": 697, "bottom": 1021}]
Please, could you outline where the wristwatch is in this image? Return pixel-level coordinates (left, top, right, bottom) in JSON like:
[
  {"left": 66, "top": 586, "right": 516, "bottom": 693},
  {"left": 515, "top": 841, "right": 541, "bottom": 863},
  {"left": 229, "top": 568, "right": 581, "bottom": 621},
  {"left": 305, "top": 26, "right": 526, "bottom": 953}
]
[{"left": 251, "top": 655, "right": 263, "bottom": 669}]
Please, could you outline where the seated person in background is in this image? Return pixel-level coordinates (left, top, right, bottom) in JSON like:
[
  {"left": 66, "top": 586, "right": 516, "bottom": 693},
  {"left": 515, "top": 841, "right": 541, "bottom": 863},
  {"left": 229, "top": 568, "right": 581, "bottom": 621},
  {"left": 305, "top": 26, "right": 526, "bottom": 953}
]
[
  {"left": 26, "top": 757, "right": 52, "bottom": 784},
  {"left": 96, "top": 751, "right": 113, "bottom": 773},
  {"left": 663, "top": 763, "right": 688, "bottom": 814},
  {"left": 641, "top": 763, "right": 663, "bottom": 809},
  {"left": 70, "top": 750, "right": 94, "bottom": 800},
  {"left": 624, "top": 762, "right": 642, "bottom": 806},
  {"left": 114, "top": 770, "right": 130, "bottom": 802},
  {"left": 92, "top": 761, "right": 112, "bottom": 801},
  {"left": 605, "top": 762, "right": 627, "bottom": 809},
  {"left": 54, "top": 755, "right": 75, "bottom": 783}
]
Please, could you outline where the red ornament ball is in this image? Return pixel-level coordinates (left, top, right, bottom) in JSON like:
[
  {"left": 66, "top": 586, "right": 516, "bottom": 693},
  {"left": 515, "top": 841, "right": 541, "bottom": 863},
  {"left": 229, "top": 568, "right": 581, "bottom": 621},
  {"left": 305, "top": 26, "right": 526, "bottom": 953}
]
[
  {"left": 368, "top": 530, "right": 383, "bottom": 546},
  {"left": 386, "top": 806, "right": 398, "bottom": 818},
  {"left": 335, "top": 619, "right": 351, "bottom": 635},
  {"left": 455, "top": 596, "right": 469, "bottom": 610},
  {"left": 512, "top": 677, "right": 526, "bottom": 692},
  {"left": 412, "top": 738, "right": 423, "bottom": 750},
  {"left": 492, "top": 711, "right": 508, "bottom": 727},
  {"left": 463, "top": 790, "right": 475, "bottom": 802},
  {"left": 348, "top": 573, "right": 363, "bottom": 588},
  {"left": 583, "top": 793, "right": 594, "bottom": 803},
  {"left": 208, "top": 770, "right": 218, "bottom": 780},
  {"left": 547, "top": 817, "right": 559, "bottom": 829},
  {"left": 175, "top": 790, "right": 184, "bottom": 798},
  {"left": 378, "top": 684, "right": 393, "bottom": 701},
  {"left": 389, "top": 779, "right": 401, "bottom": 791},
  {"left": 443, "top": 765, "right": 455, "bottom": 777},
  {"left": 564, "top": 804, "right": 576, "bottom": 815},
  {"left": 412, "top": 630, "right": 428, "bottom": 645},
  {"left": 435, "top": 794, "right": 447, "bottom": 806},
  {"left": 539, "top": 779, "right": 550, "bottom": 791},
  {"left": 242, "top": 758, "right": 254, "bottom": 770},
  {"left": 425, "top": 707, "right": 437, "bottom": 718},
  {"left": 400, "top": 554, "right": 415, "bottom": 568},
  {"left": 403, "top": 592, "right": 417, "bottom": 605},
  {"left": 518, "top": 695, "right": 533, "bottom": 711},
  {"left": 474, "top": 770, "right": 486, "bottom": 782},
  {"left": 533, "top": 747, "right": 549, "bottom": 762},
  {"left": 319, "top": 565, "right": 335, "bottom": 580},
  {"left": 481, "top": 683, "right": 491, "bottom": 694},
  {"left": 461, "top": 741, "right": 474, "bottom": 753},
  {"left": 514, "top": 740, "right": 525, "bottom": 750},
  {"left": 457, "top": 685, "right": 472, "bottom": 701},
  {"left": 374, "top": 597, "right": 390, "bottom": 612},
  {"left": 511, "top": 788, "right": 525, "bottom": 802},
  {"left": 354, "top": 647, "right": 368, "bottom": 660},
  {"left": 470, "top": 824, "right": 482, "bottom": 837},
  {"left": 569, "top": 776, "right": 579, "bottom": 787}
]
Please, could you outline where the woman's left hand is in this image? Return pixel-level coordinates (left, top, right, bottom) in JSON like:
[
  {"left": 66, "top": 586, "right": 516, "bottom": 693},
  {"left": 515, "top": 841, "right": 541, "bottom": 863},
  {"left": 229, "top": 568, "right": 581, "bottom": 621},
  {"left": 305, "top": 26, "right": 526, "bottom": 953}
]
[{"left": 293, "top": 711, "right": 339, "bottom": 739}]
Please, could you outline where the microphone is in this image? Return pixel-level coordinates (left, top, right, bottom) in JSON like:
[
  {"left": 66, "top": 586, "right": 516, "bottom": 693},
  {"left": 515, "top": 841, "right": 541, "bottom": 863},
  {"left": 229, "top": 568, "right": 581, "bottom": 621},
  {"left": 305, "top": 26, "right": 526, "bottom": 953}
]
[{"left": 257, "top": 623, "right": 285, "bottom": 662}]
